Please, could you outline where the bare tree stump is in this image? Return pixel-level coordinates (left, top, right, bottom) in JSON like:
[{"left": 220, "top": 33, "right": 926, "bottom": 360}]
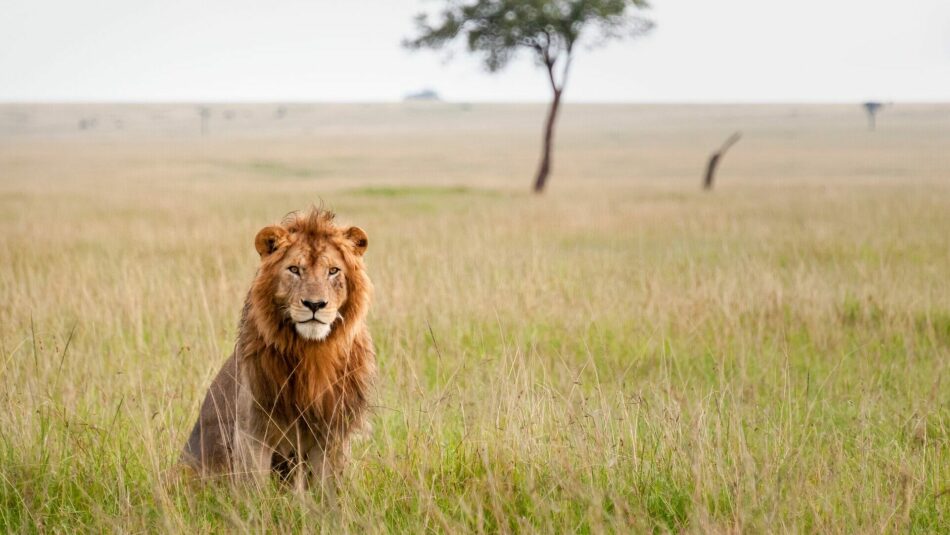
[{"left": 703, "top": 132, "right": 742, "bottom": 191}]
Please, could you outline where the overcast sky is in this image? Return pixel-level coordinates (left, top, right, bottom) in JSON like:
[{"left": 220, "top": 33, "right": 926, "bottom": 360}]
[{"left": 2, "top": 0, "right": 949, "bottom": 102}]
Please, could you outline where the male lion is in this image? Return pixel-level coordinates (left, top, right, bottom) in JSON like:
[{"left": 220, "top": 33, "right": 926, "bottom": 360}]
[{"left": 181, "top": 208, "right": 375, "bottom": 489}]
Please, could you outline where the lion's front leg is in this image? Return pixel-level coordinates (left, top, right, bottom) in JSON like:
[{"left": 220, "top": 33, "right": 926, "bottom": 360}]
[
  {"left": 232, "top": 386, "right": 274, "bottom": 487},
  {"left": 302, "top": 441, "right": 346, "bottom": 497}
]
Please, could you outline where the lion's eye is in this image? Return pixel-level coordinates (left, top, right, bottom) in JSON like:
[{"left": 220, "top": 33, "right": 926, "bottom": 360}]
[
  {"left": 328, "top": 267, "right": 340, "bottom": 276},
  {"left": 288, "top": 266, "right": 300, "bottom": 275}
]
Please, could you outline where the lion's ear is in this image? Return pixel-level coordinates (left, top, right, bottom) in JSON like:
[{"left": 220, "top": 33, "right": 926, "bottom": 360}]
[
  {"left": 254, "top": 225, "right": 289, "bottom": 258},
  {"left": 344, "top": 226, "right": 368, "bottom": 256}
]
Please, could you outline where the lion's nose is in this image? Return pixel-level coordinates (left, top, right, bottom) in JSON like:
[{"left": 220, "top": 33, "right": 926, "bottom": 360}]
[{"left": 302, "top": 299, "right": 327, "bottom": 312}]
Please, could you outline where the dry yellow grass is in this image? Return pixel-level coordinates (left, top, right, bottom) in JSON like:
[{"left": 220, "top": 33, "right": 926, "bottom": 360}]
[{"left": 0, "top": 103, "right": 948, "bottom": 532}]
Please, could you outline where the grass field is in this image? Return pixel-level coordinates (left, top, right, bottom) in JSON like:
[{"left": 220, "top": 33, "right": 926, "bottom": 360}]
[{"left": 1, "top": 102, "right": 948, "bottom": 532}]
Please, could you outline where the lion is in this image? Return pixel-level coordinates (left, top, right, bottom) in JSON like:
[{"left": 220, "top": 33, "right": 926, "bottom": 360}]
[{"left": 181, "top": 208, "right": 375, "bottom": 490}]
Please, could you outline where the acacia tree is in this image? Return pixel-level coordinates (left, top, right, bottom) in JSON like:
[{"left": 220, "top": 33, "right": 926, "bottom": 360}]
[
  {"left": 405, "top": 0, "right": 652, "bottom": 193},
  {"left": 862, "top": 102, "right": 883, "bottom": 131}
]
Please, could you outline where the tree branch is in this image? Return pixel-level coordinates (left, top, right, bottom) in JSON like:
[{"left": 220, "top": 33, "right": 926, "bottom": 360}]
[
  {"left": 544, "top": 59, "right": 559, "bottom": 95},
  {"left": 558, "top": 52, "right": 573, "bottom": 92}
]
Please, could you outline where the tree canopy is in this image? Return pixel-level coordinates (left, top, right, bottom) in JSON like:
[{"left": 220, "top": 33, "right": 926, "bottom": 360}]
[
  {"left": 406, "top": 0, "right": 652, "bottom": 88},
  {"left": 405, "top": 0, "right": 653, "bottom": 192}
]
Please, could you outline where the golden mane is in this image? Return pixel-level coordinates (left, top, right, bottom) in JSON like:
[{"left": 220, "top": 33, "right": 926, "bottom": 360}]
[{"left": 245, "top": 207, "right": 374, "bottom": 431}]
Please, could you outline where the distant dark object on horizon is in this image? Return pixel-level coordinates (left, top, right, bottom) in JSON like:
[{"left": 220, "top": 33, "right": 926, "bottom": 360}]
[
  {"left": 198, "top": 106, "right": 211, "bottom": 136},
  {"left": 704, "top": 132, "right": 742, "bottom": 191},
  {"left": 863, "top": 102, "right": 888, "bottom": 131},
  {"left": 78, "top": 117, "right": 97, "bottom": 130},
  {"left": 404, "top": 89, "right": 442, "bottom": 102}
]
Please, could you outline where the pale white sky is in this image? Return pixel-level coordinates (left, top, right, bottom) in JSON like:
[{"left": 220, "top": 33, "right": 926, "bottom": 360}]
[{"left": 2, "top": 0, "right": 949, "bottom": 102}]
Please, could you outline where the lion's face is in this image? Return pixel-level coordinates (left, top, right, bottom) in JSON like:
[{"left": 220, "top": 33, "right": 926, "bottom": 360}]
[
  {"left": 251, "top": 211, "right": 369, "bottom": 343},
  {"left": 277, "top": 240, "right": 347, "bottom": 341}
]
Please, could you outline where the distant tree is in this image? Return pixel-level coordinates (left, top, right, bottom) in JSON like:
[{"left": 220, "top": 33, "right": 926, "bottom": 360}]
[
  {"left": 198, "top": 106, "right": 211, "bottom": 136},
  {"left": 862, "top": 102, "right": 883, "bottom": 131},
  {"left": 405, "top": 0, "right": 653, "bottom": 193}
]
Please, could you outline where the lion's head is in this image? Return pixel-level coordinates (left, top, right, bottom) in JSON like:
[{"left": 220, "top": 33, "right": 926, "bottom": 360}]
[{"left": 248, "top": 208, "right": 371, "bottom": 348}]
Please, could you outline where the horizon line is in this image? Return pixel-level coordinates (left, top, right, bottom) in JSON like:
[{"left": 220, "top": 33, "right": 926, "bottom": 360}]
[{"left": 0, "top": 98, "right": 943, "bottom": 106}]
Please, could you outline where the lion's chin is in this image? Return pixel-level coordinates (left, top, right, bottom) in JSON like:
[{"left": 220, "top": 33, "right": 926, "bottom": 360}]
[{"left": 295, "top": 321, "right": 331, "bottom": 341}]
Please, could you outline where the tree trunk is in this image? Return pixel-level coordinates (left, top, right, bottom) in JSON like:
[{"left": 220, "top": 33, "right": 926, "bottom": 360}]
[{"left": 533, "top": 89, "right": 562, "bottom": 194}]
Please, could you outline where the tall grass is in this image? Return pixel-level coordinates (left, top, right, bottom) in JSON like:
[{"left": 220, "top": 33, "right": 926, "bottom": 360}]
[{"left": 1, "top": 104, "right": 948, "bottom": 532}]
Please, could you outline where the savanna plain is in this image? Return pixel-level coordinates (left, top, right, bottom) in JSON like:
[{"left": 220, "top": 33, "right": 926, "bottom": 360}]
[{"left": 0, "top": 102, "right": 948, "bottom": 533}]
